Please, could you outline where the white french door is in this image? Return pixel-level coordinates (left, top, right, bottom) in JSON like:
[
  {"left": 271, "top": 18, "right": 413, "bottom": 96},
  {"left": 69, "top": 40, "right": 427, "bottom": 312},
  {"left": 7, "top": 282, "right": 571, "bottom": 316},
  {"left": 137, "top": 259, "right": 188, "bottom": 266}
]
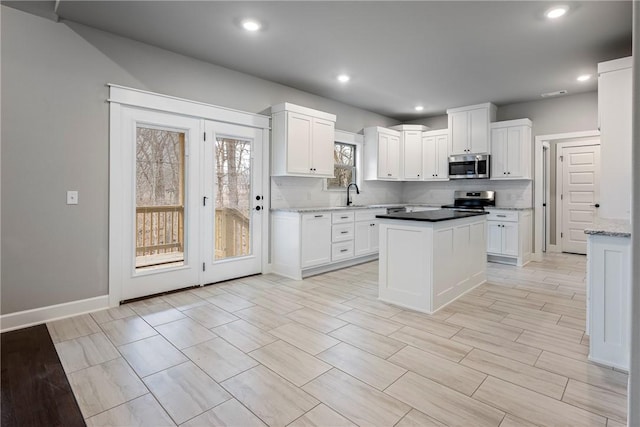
[
  {"left": 202, "top": 121, "right": 264, "bottom": 284},
  {"left": 112, "top": 104, "right": 265, "bottom": 303},
  {"left": 118, "top": 107, "right": 202, "bottom": 301}
]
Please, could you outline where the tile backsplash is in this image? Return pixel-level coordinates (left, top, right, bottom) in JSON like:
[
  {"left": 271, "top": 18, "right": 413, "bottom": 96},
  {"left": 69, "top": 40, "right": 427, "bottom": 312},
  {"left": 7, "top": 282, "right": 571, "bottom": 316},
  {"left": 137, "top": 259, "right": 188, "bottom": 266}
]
[
  {"left": 403, "top": 180, "right": 533, "bottom": 208},
  {"left": 270, "top": 177, "right": 532, "bottom": 209}
]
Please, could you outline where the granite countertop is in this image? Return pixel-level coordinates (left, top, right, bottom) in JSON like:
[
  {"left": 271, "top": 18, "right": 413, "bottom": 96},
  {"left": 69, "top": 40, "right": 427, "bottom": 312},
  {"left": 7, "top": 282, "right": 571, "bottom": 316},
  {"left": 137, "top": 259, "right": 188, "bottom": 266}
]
[
  {"left": 271, "top": 204, "right": 441, "bottom": 213},
  {"left": 584, "top": 217, "right": 631, "bottom": 238},
  {"left": 376, "top": 209, "right": 488, "bottom": 222}
]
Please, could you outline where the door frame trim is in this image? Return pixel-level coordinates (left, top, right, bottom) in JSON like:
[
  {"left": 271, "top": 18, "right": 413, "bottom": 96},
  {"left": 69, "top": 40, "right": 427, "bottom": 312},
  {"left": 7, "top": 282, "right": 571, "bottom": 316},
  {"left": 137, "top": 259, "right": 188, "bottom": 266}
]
[
  {"left": 555, "top": 139, "right": 601, "bottom": 254},
  {"left": 108, "top": 86, "right": 270, "bottom": 307},
  {"left": 533, "top": 131, "right": 599, "bottom": 261}
]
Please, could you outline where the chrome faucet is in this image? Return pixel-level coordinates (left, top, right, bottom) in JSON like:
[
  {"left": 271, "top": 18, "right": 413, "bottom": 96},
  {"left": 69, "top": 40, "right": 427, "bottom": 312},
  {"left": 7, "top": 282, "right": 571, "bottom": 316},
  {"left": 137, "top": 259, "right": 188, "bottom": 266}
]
[{"left": 346, "top": 183, "right": 360, "bottom": 206}]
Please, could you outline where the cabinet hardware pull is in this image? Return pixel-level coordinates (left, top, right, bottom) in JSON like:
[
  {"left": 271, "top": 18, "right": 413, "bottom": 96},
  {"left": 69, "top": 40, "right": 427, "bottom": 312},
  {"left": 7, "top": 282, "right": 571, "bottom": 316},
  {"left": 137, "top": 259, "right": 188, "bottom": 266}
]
[
  {"left": 370, "top": 223, "right": 375, "bottom": 226},
  {"left": 340, "top": 249, "right": 348, "bottom": 253},
  {"left": 341, "top": 216, "right": 348, "bottom": 219},
  {"left": 340, "top": 231, "right": 348, "bottom": 234},
  {"left": 314, "top": 215, "right": 323, "bottom": 218},
  {"left": 497, "top": 214, "right": 506, "bottom": 217}
]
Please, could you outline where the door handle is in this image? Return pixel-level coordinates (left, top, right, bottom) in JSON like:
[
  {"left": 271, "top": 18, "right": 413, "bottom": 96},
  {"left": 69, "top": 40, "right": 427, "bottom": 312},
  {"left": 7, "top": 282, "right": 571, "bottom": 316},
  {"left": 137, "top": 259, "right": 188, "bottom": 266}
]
[{"left": 591, "top": 203, "right": 600, "bottom": 208}]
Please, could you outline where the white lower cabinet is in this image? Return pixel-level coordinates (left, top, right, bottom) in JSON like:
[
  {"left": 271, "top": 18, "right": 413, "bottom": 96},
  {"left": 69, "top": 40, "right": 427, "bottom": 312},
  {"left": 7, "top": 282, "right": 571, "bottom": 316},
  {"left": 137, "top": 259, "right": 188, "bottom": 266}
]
[
  {"left": 272, "top": 208, "right": 386, "bottom": 280},
  {"left": 486, "top": 209, "right": 532, "bottom": 267},
  {"left": 587, "top": 234, "right": 630, "bottom": 370},
  {"left": 301, "top": 213, "right": 331, "bottom": 268}
]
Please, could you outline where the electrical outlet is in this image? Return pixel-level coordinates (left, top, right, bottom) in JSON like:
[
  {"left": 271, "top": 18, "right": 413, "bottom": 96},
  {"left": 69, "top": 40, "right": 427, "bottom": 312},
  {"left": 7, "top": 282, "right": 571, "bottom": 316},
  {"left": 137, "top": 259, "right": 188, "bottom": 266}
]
[{"left": 67, "top": 190, "right": 79, "bottom": 205}]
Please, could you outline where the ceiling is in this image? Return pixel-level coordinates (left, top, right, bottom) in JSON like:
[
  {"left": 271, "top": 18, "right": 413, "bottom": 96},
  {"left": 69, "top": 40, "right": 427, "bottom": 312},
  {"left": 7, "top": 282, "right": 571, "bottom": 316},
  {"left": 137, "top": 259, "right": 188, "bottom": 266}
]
[{"left": 9, "top": 1, "right": 632, "bottom": 121}]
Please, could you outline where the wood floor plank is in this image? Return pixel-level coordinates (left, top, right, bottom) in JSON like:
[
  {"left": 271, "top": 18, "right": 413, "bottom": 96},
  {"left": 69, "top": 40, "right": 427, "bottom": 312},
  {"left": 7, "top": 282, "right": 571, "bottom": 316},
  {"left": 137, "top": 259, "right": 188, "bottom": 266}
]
[
  {"left": 336, "top": 309, "right": 404, "bottom": 335},
  {"left": 302, "top": 368, "right": 411, "bottom": 427},
  {"left": 388, "top": 346, "right": 486, "bottom": 396},
  {"left": 288, "top": 404, "right": 357, "bottom": 427},
  {"left": 390, "top": 326, "right": 472, "bottom": 362},
  {"left": 562, "top": 379, "right": 627, "bottom": 423},
  {"left": 451, "top": 328, "right": 541, "bottom": 365},
  {"left": 385, "top": 372, "right": 505, "bottom": 427},
  {"left": 473, "top": 376, "right": 606, "bottom": 427},
  {"left": 516, "top": 330, "right": 589, "bottom": 361},
  {"left": 534, "top": 351, "right": 628, "bottom": 396},
  {"left": 389, "top": 311, "right": 461, "bottom": 337},
  {"left": 460, "top": 349, "right": 567, "bottom": 399},
  {"left": 270, "top": 323, "right": 340, "bottom": 355},
  {"left": 287, "top": 307, "right": 348, "bottom": 334},
  {"left": 329, "top": 324, "right": 406, "bottom": 358},
  {"left": 395, "top": 409, "right": 446, "bottom": 427},
  {"left": 2, "top": 325, "right": 85, "bottom": 427},
  {"left": 445, "top": 313, "right": 523, "bottom": 341},
  {"left": 317, "top": 342, "right": 407, "bottom": 390}
]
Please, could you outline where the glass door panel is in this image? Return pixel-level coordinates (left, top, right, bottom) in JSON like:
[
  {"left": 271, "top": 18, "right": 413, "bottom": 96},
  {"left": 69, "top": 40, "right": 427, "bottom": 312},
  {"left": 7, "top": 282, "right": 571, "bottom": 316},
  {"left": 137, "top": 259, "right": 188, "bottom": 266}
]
[
  {"left": 215, "top": 137, "right": 252, "bottom": 261},
  {"left": 135, "top": 127, "right": 186, "bottom": 270}
]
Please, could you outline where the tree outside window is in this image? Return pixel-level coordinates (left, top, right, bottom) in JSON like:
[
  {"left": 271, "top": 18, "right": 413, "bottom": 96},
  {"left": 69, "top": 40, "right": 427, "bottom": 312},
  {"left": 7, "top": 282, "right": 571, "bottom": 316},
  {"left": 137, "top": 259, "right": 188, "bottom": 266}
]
[{"left": 327, "top": 142, "right": 356, "bottom": 189}]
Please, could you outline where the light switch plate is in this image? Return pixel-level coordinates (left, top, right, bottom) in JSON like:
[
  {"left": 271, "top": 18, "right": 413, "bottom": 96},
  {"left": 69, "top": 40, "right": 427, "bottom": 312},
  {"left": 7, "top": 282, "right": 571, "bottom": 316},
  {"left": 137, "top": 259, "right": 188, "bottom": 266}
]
[{"left": 67, "top": 190, "right": 78, "bottom": 205}]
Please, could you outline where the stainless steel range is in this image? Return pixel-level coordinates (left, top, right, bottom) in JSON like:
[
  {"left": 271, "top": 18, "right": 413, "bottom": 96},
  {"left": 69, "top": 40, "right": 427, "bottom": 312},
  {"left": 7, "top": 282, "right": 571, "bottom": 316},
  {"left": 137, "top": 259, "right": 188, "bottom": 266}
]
[{"left": 442, "top": 191, "right": 495, "bottom": 211}]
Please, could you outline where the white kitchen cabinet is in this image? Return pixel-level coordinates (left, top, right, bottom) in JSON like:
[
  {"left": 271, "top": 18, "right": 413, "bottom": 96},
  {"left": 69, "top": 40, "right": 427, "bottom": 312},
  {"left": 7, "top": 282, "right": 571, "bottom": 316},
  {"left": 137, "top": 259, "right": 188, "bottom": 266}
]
[
  {"left": 486, "top": 209, "right": 532, "bottom": 267},
  {"left": 587, "top": 233, "right": 631, "bottom": 370},
  {"left": 301, "top": 213, "right": 331, "bottom": 268},
  {"left": 422, "top": 130, "right": 449, "bottom": 181},
  {"left": 598, "top": 57, "right": 632, "bottom": 219},
  {"left": 364, "top": 127, "right": 401, "bottom": 180},
  {"left": 271, "top": 103, "right": 336, "bottom": 177},
  {"left": 447, "top": 103, "right": 496, "bottom": 155},
  {"left": 272, "top": 208, "right": 385, "bottom": 279},
  {"left": 390, "top": 124, "right": 429, "bottom": 180},
  {"left": 490, "top": 119, "right": 532, "bottom": 180}
]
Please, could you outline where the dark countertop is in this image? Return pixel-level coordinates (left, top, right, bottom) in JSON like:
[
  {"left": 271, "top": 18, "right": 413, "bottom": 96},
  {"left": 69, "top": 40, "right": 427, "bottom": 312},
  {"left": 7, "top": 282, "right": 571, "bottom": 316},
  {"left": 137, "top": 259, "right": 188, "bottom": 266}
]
[{"left": 376, "top": 209, "right": 489, "bottom": 222}]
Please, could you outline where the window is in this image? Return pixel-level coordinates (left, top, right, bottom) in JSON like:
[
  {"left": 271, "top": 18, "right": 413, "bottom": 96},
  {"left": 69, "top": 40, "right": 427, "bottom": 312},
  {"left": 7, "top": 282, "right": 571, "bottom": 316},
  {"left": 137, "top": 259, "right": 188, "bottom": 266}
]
[{"left": 327, "top": 142, "right": 357, "bottom": 190}]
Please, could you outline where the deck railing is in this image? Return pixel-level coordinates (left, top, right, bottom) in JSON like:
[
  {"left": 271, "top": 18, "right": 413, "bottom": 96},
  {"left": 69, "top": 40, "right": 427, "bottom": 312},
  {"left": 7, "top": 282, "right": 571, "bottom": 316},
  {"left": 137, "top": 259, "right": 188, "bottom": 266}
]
[
  {"left": 135, "top": 205, "right": 250, "bottom": 267},
  {"left": 215, "top": 208, "right": 250, "bottom": 259},
  {"left": 136, "top": 205, "right": 184, "bottom": 262}
]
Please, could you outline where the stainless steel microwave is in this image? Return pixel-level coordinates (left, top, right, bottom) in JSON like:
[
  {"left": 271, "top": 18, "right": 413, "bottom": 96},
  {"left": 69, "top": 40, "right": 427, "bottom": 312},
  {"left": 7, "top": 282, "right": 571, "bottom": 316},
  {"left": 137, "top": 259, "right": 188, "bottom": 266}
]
[{"left": 448, "top": 154, "right": 490, "bottom": 179}]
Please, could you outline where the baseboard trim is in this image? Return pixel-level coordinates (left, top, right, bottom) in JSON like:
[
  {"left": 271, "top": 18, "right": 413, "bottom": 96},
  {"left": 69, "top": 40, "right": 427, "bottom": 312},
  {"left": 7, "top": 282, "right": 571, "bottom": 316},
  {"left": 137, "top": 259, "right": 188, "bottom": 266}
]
[{"left": 0, "top": 295, "right": 109, "bottom": 333}]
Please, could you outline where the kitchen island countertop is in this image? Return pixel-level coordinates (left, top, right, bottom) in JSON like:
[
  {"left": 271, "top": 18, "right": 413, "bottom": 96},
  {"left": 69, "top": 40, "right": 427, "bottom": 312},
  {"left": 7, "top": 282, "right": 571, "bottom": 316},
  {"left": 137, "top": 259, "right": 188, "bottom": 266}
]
[{"left": 376, "top": 209, "right": 488, "bottom": 222}]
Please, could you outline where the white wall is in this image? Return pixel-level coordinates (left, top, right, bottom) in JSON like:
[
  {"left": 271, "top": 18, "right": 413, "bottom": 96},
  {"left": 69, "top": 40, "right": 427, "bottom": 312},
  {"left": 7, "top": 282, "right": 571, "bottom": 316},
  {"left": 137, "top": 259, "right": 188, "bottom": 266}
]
[{"left": 0, "top": 6, "right": 398, "bottom": 315}]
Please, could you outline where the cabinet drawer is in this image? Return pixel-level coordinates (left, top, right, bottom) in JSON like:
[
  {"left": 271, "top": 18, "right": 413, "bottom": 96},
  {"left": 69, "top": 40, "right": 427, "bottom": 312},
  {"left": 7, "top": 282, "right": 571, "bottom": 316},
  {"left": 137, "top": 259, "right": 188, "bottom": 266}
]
[
  {"left": 302, "top": 212, "right": 330, "bottom": 221},
  {"left": 487, "top": 211, "right": 518, "bottom": 222},
  {"left": 332, "top": 223, "right": 354, "bottom": 242},
  {"left": 332, "top": 241, "right": 354, "bottom": 261},
  {"left": 332, "top": 211, "right": 354, "bottom": 224},
  {"left": 354, "top": 209, "right": 386, "bottom": 222}
]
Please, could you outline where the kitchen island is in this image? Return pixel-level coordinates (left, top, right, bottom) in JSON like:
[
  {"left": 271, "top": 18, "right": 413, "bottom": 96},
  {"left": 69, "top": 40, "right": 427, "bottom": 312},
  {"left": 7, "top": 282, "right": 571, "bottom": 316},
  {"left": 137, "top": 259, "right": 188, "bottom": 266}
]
[{"left": 376, "top": 209, "right": 488, "bottom": 314}]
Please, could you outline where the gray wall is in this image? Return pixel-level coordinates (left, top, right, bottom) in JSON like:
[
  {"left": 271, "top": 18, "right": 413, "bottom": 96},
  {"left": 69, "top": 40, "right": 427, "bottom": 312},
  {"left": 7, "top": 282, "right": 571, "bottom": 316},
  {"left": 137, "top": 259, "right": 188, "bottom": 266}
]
[{"left": 0, "top": 6, "right": 397, "bottom": 314}]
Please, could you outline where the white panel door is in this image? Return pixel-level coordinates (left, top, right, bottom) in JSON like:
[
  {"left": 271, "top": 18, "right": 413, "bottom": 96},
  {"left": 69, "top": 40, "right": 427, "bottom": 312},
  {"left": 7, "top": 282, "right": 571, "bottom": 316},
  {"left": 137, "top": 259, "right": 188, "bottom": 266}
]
[
  {"left": 202, "top": 121, "right": 264, "bottom": 284},
  {"left": 377, "top": 133, "right": 389, "bottom": 178},
  {"left": 502, "top": 222, "right": 519, "bottom": 257},
  {"left": 354, "top": 221, "right": 371, "bottom": 256},
  {"left": 561, "top": 144, "right": 601, "bottom": 254},
  {"left": 370, "top": 221, "right": 380, "bottom": 252},
  {"left": 286, "top": 112, "right": 312, "bottom": 174},
  {"left": 506, "top": 127, "right": 523, "bottom": 177}
]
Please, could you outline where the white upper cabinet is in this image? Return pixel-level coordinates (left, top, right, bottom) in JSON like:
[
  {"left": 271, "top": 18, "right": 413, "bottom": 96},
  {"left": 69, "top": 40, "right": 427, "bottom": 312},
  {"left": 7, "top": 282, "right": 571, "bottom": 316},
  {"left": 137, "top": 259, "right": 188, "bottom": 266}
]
[
  {"left": 364, "top": 127, "right": 402, "bottom": 180},
  {"left": 389, "top": 124, "right": 429, "bottom": 180},
  {"left": 490, "top": 119, "right": 532, "bottom": 180},
  {"left": 447, "top": 103, "right": 496, "bottom": 155},
  {"left": 271, "top": 103, "right": 336, "bottom": 177},
  {"left": 422, "top": 130, "right": 449, "bottom": 181}
]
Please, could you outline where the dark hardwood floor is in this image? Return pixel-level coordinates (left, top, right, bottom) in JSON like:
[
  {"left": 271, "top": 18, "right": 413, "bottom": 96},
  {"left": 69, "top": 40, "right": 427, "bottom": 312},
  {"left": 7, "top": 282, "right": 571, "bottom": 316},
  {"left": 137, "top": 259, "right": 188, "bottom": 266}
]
[{"left": 1, "top": 324, "right": 85, "bottom": 427}]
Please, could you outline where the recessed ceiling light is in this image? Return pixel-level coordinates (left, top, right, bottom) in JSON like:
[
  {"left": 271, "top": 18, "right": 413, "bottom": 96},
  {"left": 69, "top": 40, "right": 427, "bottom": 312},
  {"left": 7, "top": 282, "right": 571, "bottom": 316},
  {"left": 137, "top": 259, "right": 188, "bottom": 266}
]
[
  {"left": 414, "top": 105, "right": 424, "bottom": 112},
  {"left": 241, "top": 19, "right": 261, "bottom": 32},
  {"left": 577, "top": 74, "right": 592, "bottom": 82},
  {"left": 337, "top": 74, "right": 351, "bottom": 83},
  {"left": 545, "top": 6, "right": 568, "bottom": 19}
]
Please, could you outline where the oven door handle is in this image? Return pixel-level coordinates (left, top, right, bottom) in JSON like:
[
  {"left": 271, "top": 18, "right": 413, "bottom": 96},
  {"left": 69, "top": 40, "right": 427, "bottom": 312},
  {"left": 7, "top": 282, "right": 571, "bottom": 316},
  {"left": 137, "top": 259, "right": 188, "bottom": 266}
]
[{"left": 474, "top": 158, "right": 479, "bottom": 176}]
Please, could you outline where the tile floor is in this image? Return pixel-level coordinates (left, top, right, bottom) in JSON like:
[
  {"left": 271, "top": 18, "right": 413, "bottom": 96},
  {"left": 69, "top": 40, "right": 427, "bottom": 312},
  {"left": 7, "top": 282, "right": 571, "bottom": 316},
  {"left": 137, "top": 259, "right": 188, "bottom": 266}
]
[{"left": 48, "top": 253, "right": 628, "bottom": 426}]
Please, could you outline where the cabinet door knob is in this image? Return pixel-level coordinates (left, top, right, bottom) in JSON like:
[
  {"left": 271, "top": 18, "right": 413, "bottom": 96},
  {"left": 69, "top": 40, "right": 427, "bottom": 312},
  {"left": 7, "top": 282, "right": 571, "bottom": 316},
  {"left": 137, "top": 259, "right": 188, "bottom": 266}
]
[{"left": 507, "top": 172, "right": 511, "bottom": 175}]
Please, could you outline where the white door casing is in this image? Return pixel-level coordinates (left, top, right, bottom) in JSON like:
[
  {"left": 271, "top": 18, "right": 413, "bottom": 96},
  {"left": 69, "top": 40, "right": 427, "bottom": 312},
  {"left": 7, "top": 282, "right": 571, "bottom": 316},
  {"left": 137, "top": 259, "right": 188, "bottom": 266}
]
[{"left": 559, "top": 142, "right": 601, "bottom": 254}]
